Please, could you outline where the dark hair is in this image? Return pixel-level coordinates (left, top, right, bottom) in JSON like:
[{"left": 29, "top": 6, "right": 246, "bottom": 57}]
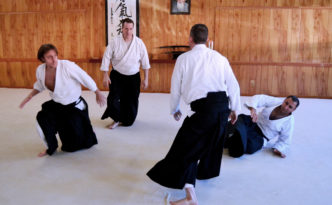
[
  {"left": 286, "top": 95, "right": 300, "bottom": 108},
  {"left": 37, "top": 44, "right": 58, "bottom": 62},
  {"left": 121, "top": 18, "right": 134, "bottom": 28},
  {"left": 190, "top": 24, "right": 208, "bottom": 44}
]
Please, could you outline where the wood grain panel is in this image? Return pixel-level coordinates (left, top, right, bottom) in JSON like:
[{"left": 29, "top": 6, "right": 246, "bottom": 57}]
[
  {"left": 278, "top": 9, "right": 291, "bottom": 62},
  {"left": 215, "top": 7, "right": 332, "bottom": 64},
  {"left": 239, "top": 9, "right": 251, "bottom": 62},
  {"left": 249, "top": 9, "right": 263, "bottom": 61},
  {"left": 328, "top": 67, "right": 332, "bottom": 96},
  {"left": 246, "top": 65, "right": 262, "bottom": 95},
  {"left": 290, "top": 9, "right": 301, "bottom": 62},
  {"left": 329, "top": 11, "right": 332, "bottom": 62},
  {"left": 215, "top": 8, "right": 228, "bottom": 56},
  {"left": 79, "top": 0, "right": 91, "bottom": 59},
  {"left": 313, "top": 9, "right": 330, "bottom": 62},
  {"left": 261, "top": 9, "right": 273, "bottom": 61},
  {"left": 90, "top": 0, "right": 105, "bottom": 58},
  {"left": 0, "top": 15, "right": 4, "bottom": 58},
  {"left": 0, "top": 62, "right": 10, "bottom": 86},
  {"left": 311, "top": 66, "right": 329, "bottom": 96},
  {"left": 300, "top": 9, "right": 314, "bottom": 62},
  {"left": 226, "top": 9, "right": 235, "bottom": 61},
  {"left": 259, "top": 65, "right": 274, "bottom": 94},
  {"left": 229, "top": 9, "right": 241, "bottom": 61},
  {"left": 283, "top": 66, "right": 298, "bottom": 95},
  {"left": 295, "top": 66, "right": 313, "bottom": 96},
  {"left": 0, "top": 0, "right": 332, "bottom": 98}
]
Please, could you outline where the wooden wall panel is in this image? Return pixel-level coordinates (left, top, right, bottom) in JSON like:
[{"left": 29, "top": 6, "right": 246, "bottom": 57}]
[
  {"left": 0, "top": 62, "right": 10, "bottom": 86},
  {"left": 260, "top": 65, "right": 274, "bottom": 94},
  {"left": 311, "top": 66, "right": 329, "bottom": 96},
  {"left": 0, "top": 0, "right": 105, "bottom": 60},
  {"left": 214, "top": 6, "right": 332, "bottom": 98},
  {"left": 250, "top": 9, "right": 263, "bottom": 62},
  {"left": 313, "top": 9, "right": 330, "bottom": 62},
  {"left": 215, "top": 7, "right": 332, "bottom": 64},
  {"left": 141, "top": 0, "right": 220, "bottom": 59},
  {"left": 329, "top": 11, "right": 332, "bottom": 62},
  {"left": 239, "top": 9, "right": 251, "bottom": 62},
  {"left": 216, "top": 0, "right": 332, "bottom": 7},
  {"left": 328, "top": 67, "right": 332, "bottom": 96},
  {"left": 0, "top": 0, "right": 105, "bottom": 89},
  {"left": 214, "top": 8, "right": 227, "bottom": 57},
  {"left": 0, "top": 0, "right": 332, "bottom": 98},
  {"left": 227, "top": 65, "right": 332, "bottom": 98},
  {"left": 299, "top": 10, "right": 310, "bottom": 62},
  {"left": 290, "top": 9, "right": 301, "bottom": 62},
  {"left": 261, "top": 9, "right": 273, "bottom": 61}
]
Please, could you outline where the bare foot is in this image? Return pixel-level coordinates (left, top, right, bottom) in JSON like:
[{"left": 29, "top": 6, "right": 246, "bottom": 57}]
[
  {"left": 38, "top": 150, "right": 47, "bottom": 157},
  {"left": 170, "top": 187, "right": 198, "bottom": 205},
  {"left": 106, "top": 121, "right": 120, "bottom": 129}
]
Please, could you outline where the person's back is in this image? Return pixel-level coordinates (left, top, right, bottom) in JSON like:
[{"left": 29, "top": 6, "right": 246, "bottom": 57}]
[
  {"left": 171, "top": 44, "right": 240, "bottom": 115},
  {"left": 148, "top": 24, "right": 241, "bottom": 205},
  {"left": 178, "top": 45, "right": 230, "bottom": 96}
]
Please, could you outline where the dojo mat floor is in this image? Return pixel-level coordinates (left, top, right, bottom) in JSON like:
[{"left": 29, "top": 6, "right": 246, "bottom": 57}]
[{"left": 0, "top": 88, "right": 331, "bottom": 205}]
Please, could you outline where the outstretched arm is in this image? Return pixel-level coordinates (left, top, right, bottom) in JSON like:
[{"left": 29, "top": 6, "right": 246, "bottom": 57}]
[
  {"left": 245, "top": 94, "right": 282, "bottom": 110},
  {"left": 19, "top": 89, "right": 40, "bottom": 109}
]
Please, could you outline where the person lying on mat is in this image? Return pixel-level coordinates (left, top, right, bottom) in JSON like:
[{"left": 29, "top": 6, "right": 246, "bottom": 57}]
[{"left": 225, "top": 94, "right": 299, "bottom": 158}]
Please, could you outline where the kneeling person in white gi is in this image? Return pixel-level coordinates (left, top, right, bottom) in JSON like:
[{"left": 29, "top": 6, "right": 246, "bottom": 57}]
[
  {"left": 100, "top": 18, "right": 150, "bottom": 129},
  {"left": 20, "top": 44, "right": 106, "bottom": 157}
]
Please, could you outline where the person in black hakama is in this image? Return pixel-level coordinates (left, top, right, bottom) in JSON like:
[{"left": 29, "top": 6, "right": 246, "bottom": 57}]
[
  {"left": 101, "top": 69, "right": 141, "bottom": 127},
  {"left": 36, "top": 98, "right": 98, "bottom": 156},
  {"left": 20, "top": 44, "right": 106, "bottom": 157},
  {"left": 147, "top": 24, "right": 241, "bottom": 205},
  {"left": 224, "top": 95, "right": 300, "bottom": 158},
  {"left": 100, "top": 18, "right": 150, "bottom": 129}
]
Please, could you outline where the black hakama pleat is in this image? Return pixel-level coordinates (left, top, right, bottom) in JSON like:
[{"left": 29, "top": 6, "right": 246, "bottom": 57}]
[
  {"left": 147, "top": 92, "right": 230, "bottom": 189},
  {"left": 36, "top": 97, "right": 97, "bottom": 155},
  {"left": 226, "top": 114, "right": 265, "bottom": 158},
  {"left": 101, "top": 69, "right": 141, "bottom": 126}
]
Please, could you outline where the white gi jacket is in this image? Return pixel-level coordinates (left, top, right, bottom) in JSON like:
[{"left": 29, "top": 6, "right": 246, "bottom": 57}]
[
  {"left": 100, "top": 35, "right": 150, "bottom": 75},
  {"left": 33, "top": 60, "right": 98, "bottom": 105},
  {"left": 170, "top": 44, "right": 241, "bottom": 115},
  {"left": 245, "top": 94, "right": 295, "bottom": 153}
]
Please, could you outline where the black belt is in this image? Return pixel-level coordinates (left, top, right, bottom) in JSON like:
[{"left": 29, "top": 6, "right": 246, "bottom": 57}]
[
  {"left": 255, "top": 126, "right": 269, "bottom": 141},
  {"left": 75, "top": 97, "right": 83, "bottom": 106},
  {"left": 190, "top": 91, "right": 229, "bottom": 113},
  {"left": 262, "top": 135, "right": 269, "bottom": 141}
]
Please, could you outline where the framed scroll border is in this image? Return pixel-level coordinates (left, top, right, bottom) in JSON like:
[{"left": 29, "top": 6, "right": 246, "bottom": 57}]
[{"left": 105, "top": 0, "right": 139, "bottom": 45}]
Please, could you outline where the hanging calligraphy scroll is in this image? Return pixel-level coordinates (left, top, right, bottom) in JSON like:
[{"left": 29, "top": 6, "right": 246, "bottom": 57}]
[{"left": 106, "top": 0, "right": 139, "bottom": 45}]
